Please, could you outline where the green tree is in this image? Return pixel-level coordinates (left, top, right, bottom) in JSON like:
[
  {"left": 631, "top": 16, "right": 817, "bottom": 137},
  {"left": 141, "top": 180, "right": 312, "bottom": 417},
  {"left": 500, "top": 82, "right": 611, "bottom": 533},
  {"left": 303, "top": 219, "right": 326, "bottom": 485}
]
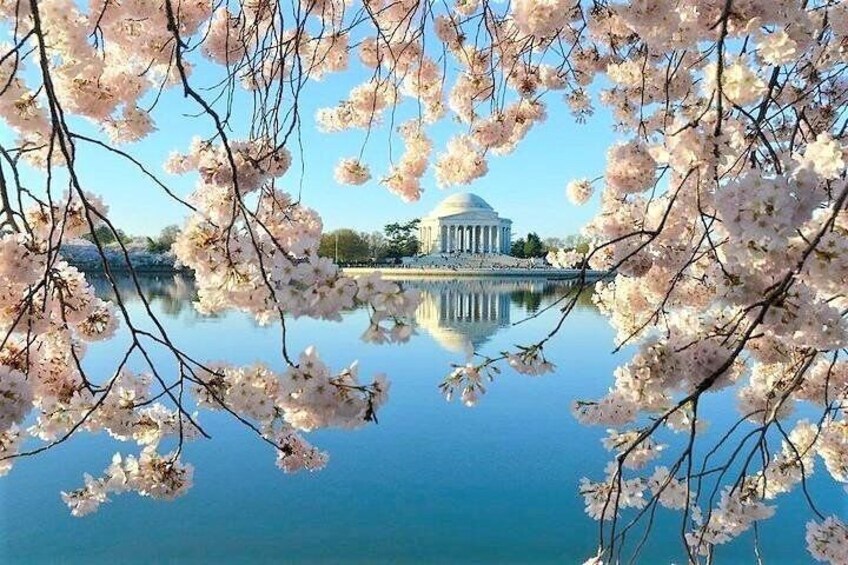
[
  {"left": 318, "top": 229, "right": 371, "bottom": 263},
  {"left": 82, "top": 225, "right": 130, "bottom": 246},
  {"left": 562, "top": 233, "right": 591, "bottom": 255},
  {"left": 510, "top": 237, "right": 526, "bottom": 257},
  {"left": 523, "top": 232, "right": 545, "bottom": 258},
  {"left": 384, "top": 219, "right": 420, "bottom": 259},
  {"left": 146, "top": 225, "right": 181, "bottom": 253},
  {"left": 543, "top": 237, "right": 565, "bottom": 252},
  {"left": 365, "top": 231, "right": 388, "bottom": 262}
]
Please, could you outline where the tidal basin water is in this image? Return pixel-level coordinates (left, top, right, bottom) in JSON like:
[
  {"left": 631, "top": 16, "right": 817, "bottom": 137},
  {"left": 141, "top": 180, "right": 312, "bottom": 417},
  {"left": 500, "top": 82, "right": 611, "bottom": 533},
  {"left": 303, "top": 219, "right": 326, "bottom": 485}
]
[{"left": 1, "top": 275, "right": 845, "bottom": 564}]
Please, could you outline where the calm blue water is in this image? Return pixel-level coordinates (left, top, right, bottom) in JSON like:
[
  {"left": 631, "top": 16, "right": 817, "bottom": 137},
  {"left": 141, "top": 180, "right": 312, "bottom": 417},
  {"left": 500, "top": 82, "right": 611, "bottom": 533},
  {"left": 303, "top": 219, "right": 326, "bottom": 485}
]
[{"left": 0, "top": 275, "right": 844, "bottom": 564}]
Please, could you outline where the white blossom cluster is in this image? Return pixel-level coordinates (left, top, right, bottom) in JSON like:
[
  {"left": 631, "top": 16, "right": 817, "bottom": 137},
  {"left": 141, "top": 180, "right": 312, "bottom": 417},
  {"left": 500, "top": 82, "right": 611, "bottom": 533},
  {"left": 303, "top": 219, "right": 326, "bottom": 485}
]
[
  {"left": 566, "top": 178, "right": 594, "bottom": 206},
  {"left": 62, "top": 450, "right": 195, "bottom": 517},
  {"left": 334, "top": 158, "right": 371, "bottom": 186}
]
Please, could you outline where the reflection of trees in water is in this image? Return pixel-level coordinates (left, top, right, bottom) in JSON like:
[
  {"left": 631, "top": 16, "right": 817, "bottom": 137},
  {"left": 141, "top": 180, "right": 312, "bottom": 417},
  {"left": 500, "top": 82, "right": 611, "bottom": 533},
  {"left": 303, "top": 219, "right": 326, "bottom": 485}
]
[
  {"left": 405, "top": 277, "right": 593, "bottom": 301},
  {"left": 510, "top": 282, "right": 596, "bottom": 315},
  {"left": 87, "top": 273, "right": 198, "bottom": 317},
  {"left": 87, "top": 274, "right": 596, "bottom": 325},
  {"left": 510, "top": 290, "right": 543, "bottom": 313}
]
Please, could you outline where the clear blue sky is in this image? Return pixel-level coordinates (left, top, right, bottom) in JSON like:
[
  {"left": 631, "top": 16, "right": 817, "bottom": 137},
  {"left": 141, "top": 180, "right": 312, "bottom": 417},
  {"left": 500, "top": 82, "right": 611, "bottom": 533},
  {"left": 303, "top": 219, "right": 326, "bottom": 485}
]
[{"left": 18, "top": 53, "right": 618, "bottom": 241}]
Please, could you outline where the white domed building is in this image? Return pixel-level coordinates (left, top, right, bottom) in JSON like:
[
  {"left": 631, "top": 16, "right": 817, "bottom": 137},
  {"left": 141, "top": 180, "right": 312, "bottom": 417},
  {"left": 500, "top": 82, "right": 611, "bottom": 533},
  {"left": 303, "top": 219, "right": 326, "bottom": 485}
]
[{"left": 418, "top": 193, "right": 512, "bottom": 255}]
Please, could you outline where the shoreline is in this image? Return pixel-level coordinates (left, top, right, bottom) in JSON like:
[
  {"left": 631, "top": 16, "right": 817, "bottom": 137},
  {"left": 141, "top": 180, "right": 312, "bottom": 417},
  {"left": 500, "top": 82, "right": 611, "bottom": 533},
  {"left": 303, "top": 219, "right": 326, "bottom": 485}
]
[
  {"left": 341, "top": 266, "right": 609, "bottom": 280},
  {"left": 75, "top": 266, "right": 188, "bottom": 274},
  {"left": 71, "top": 263, "right": 609, "bottom": 280},
  {"left": 77, "top": 266, "right": 609, "bottom": 280},
  {"left": 61, "top": 242, "right": 609, "bottom": 281}
]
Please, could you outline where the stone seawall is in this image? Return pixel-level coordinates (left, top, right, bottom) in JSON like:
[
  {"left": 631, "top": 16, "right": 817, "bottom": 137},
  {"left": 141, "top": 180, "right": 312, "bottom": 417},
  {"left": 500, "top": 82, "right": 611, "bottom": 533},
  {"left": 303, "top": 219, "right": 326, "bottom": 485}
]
[
  {"left": 59, "top": 242, "right": 609, "bottom": 280},
  {"left": 341, "top": 267, "right": 609, "bottom": 280}
]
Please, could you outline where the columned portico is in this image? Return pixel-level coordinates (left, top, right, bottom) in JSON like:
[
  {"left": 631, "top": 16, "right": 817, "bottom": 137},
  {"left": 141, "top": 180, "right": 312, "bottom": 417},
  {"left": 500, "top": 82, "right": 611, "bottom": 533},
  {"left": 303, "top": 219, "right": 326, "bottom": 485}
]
[{"left": 418, "top": 193, "right": 512, "bottom": 255}]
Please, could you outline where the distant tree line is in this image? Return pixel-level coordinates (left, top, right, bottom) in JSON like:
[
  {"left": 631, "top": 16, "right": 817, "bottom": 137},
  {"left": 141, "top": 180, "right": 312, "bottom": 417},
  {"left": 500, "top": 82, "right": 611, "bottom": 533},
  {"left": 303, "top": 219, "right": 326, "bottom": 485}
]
[
  {"left": 84, "top": 220, "right": 426, "bottom": 266},
  {"left": 80, "top": 225, "right": 182, "bottom": 254},
  {"left": 315, "top": 224, "right": 592, "bottom": 264},
  {"left": 509, "top": 232, "right": 591, "bottom": 263},
  {"left": 83, "top": 223, "right": 593, "bottom": 267},
  {"left": 80, "top": 225, "right": 132, "bottom": 246},
  {"left": 318, "top": 219, "right": 420, "bottom": 265}
]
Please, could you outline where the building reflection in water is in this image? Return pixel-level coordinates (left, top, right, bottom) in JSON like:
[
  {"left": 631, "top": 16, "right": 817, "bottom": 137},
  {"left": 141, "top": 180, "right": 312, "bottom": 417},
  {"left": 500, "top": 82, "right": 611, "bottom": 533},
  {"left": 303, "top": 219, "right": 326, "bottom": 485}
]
[
  {"left": 86, "top": 274, "right": 593, "bottom": 344},
  {"left": 412, "top": 278, "right": 585, "bottom": 355}
]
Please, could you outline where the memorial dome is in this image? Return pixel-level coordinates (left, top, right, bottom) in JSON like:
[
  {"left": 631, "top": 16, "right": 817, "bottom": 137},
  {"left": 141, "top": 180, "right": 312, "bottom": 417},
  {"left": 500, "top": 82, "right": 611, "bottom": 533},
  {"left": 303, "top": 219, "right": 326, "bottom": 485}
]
[
  {"left": 432, "top": 193, "right": 494, "bottom": 217},
  {"left": 418, "top": 192, "right": 511, "bottom": 254}
]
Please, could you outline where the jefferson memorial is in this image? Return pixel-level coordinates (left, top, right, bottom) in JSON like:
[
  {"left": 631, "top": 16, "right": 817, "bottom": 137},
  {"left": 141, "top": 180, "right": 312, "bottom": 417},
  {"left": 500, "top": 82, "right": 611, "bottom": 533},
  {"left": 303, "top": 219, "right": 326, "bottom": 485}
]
[{"left": 418, "top": 193, "right": 512, "bottom": 255}]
